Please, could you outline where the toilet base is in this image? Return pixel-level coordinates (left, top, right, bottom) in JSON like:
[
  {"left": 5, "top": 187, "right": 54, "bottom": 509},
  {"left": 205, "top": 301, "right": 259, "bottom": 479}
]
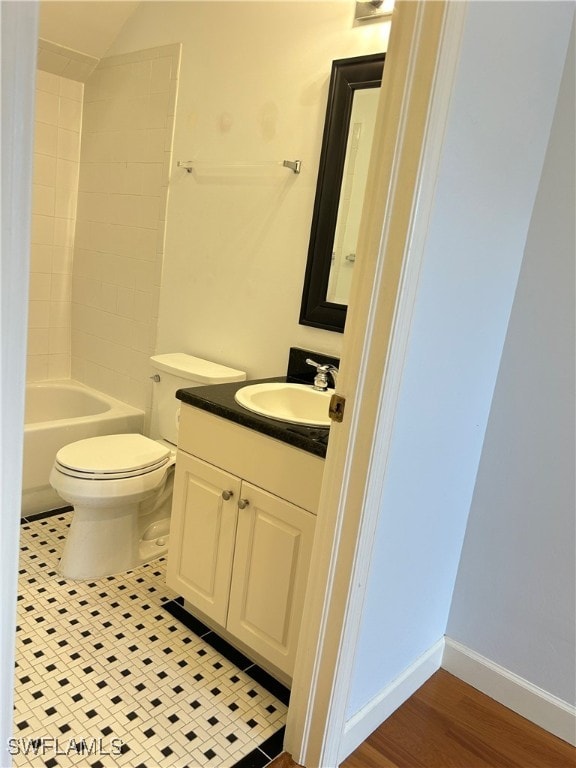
[
  {"left": 59, "top": 503, "right": 136, "bottom": 580},
  {"left": 139, "top": 533, "right": 169, "bottom": 566},
  {"left": 59, "top": 511, "right": 172, "bottom": 579},
  {"left": 55, "top": 464, "right": 175, "bottom": 581}
]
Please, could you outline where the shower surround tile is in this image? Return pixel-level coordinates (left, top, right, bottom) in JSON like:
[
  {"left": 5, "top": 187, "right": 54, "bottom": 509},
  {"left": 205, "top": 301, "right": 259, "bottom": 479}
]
[
  {"left": 28, "top": 70, "right": 84, "bottom": 384},
  {"left": 72, "top": 43, "right": 181, "bottom": 425},
  {"left": 13, "top": 512, "right": 287, "bottom": 768}
]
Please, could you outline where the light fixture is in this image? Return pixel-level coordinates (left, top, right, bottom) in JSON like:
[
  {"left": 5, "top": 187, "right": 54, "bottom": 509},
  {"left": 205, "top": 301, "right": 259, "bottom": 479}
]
[{"left": 354, "top": 0, "right": 394, "bottom": 23}]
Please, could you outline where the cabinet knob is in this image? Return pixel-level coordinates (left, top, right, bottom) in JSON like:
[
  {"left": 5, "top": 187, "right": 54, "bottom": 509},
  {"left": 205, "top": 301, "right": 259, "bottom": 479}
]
[
  {"left": 238, "top": 498, "right": 250, "bottom": 509},
  {"left": 221, "top": 490, "right": 234, "bottom": 501}
]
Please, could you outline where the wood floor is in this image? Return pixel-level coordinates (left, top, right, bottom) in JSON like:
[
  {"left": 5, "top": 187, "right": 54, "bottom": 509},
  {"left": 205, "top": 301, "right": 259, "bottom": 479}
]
[{"left": 269, "top": 669, "right": 575, "bottom": 768}]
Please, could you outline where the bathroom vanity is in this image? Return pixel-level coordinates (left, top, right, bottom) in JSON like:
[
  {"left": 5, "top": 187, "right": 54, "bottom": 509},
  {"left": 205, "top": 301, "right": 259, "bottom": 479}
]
[{"left": 166, "top": 372, "right": 329, "bottom": 681}]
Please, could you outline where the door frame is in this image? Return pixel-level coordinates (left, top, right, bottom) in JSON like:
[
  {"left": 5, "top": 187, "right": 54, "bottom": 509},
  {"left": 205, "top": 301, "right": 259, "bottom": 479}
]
[
  {"left": 0, "top": 2, "right": 38, "bottom": 764},
  {"left": 285, "top": 1, "right": 467, "bottom": 764}
]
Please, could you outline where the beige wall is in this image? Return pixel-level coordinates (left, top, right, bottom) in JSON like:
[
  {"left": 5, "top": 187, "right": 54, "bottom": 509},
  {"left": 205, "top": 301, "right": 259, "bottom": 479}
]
[
  {"left": 71, "top": 44, "right": 180, "bottom": 419},
  {"left": 28, "top": 70, "right": 83, "bottom": 382},
  {"left": 106, "top": 2, "right": 390, "bottom": 379},
  {"left": 30, "top": 2, "right": 389, "bottom": 401},
  {"left": 39, "top": 1, "right": 139, "bottom": 60}
]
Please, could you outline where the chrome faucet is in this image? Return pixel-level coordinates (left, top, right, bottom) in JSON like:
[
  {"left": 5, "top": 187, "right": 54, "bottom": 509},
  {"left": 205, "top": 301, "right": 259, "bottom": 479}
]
[{"left": 306, "top": 358, "right": 338, "bottom": 391}]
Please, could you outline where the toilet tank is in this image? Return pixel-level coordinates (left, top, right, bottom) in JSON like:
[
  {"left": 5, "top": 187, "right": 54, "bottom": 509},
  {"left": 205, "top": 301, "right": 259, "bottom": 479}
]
[{"left": 150, "top": 353, "right": 246, "bottom": 445}]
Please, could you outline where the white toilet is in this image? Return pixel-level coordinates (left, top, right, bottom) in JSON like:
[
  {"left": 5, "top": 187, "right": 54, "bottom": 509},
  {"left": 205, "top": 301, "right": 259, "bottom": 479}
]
[{"left": 49, "top": 353, "right": 246, "bottom": 580}]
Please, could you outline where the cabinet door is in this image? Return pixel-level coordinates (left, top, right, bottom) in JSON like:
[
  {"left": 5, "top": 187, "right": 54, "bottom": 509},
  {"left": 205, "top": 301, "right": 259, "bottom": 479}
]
[
  {"left": 227, "top": 483, "right": 316, "bottom": 676},
  {"left": 167, "top": 451, "right": 240, "bottom": 626}
]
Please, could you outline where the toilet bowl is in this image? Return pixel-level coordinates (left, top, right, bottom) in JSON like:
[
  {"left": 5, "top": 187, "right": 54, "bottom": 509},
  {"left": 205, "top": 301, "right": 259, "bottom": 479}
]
[
  {"left": 51, "top": 434, "right": 175, "bottom": 579},
  {"left": 49, "top": 353, "right": 246, "bottom": 580}
]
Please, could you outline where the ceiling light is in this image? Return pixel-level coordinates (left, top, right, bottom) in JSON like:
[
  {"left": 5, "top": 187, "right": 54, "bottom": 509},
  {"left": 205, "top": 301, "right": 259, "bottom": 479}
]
[{"left": 354, "top": 0, "right": 394, "bottom": 23}]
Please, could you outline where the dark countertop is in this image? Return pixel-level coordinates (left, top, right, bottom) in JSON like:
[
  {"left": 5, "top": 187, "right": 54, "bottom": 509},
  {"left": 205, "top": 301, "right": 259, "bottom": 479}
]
[{"left": 176, "top": 377, "right": 329, "bottom": 458}]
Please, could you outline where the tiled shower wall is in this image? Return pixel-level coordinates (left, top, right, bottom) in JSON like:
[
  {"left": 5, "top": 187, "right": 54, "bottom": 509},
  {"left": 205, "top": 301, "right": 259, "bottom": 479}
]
[
  {"left": 71, "top": 44, "right": 180, "bottom": 417},
  {"left": 27, "top": 71, "right": 83, "bottom": 382}
]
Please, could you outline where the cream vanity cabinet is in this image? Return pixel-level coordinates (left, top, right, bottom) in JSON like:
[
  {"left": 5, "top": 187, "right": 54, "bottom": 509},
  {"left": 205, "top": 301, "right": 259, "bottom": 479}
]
[{"left": 167, "top": 403, "right": 324, "bottom": 679}]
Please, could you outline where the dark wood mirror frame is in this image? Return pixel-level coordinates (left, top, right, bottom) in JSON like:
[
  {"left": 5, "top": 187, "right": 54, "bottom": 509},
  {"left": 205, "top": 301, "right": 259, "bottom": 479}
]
[{"left": 299, "top": 52, "right": 385, "bottom": 333}]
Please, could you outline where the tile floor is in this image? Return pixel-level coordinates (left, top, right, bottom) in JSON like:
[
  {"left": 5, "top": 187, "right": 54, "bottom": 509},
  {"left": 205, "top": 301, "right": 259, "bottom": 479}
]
[{"left": 13, "top": 511, "right": 288, "bottom": 768}]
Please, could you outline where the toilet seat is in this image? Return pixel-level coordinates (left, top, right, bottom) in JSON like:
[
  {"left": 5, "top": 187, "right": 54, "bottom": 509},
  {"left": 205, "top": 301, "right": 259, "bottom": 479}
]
[{"left": 55, "top": 434, "right": 171, "bottom": 480}]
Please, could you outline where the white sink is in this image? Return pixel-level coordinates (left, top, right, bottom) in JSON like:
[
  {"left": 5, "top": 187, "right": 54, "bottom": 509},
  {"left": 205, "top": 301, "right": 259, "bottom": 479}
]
[{"left": 234, "top": 383, "right": 332, "bottom": 427}]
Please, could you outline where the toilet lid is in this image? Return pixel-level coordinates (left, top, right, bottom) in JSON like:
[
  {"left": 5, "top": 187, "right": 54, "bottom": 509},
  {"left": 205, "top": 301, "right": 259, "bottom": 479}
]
[{"left": 55, "top": 434, "right": 171, "bottom": 479}]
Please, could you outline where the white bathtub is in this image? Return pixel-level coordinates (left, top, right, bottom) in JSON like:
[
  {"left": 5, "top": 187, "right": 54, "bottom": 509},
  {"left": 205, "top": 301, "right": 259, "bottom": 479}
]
[{"left": 22, "top": 381, "right": 144, "bottom": 516}]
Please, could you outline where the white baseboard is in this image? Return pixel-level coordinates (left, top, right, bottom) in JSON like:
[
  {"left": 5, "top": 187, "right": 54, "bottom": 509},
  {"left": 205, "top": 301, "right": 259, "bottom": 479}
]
[
  {"left": 339, "top": 637, "right": 445, "bottom": 762},
  {"left": 442, "top": 637, "right": 576, "bottom": 746}
]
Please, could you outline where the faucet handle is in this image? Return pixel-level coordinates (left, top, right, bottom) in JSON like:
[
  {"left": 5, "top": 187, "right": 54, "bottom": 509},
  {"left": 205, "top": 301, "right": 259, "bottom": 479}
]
[
  {"left": 306, "top": 358, "right": 338, "bottom": 375},
  {"left": 305, "top": 358, "right": 338, "bottom": 390}
]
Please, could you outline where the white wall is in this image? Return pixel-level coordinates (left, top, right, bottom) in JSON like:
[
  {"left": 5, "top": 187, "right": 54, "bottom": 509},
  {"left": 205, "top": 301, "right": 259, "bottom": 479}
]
[
  {"left": 105, "top": 1, "right": 390, "bottom": 378},
  {"left": 447, "top": 18, "right": 575, "bottom": 706},
  {"left": 27, "top": 71, "right": 83, "bottom": 382},
  {"left": 344, "top": 0, "right": 574, "bottom": 723}
]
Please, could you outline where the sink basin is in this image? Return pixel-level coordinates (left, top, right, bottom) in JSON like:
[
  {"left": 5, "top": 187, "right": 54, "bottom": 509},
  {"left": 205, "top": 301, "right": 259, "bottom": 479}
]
[{"left": 234, "top": 383, "right": 332, "bottom": 427}]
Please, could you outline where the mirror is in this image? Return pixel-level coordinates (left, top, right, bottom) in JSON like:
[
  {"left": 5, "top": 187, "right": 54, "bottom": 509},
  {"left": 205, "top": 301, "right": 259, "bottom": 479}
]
[{"left": 299, "top": 53, "right": 385, "bottom": 333}]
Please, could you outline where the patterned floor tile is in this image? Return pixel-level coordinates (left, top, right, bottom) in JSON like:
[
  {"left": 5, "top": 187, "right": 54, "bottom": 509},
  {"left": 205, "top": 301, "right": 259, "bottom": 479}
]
[{"left": 13, "top": 512, "right": 287, "bottom": 768}]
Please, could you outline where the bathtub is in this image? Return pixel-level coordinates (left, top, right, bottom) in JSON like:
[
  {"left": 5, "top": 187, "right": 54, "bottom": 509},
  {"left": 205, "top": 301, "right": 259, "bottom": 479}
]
[{"left": 22, "top": 381, "right": 144, "bottom": 516}]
